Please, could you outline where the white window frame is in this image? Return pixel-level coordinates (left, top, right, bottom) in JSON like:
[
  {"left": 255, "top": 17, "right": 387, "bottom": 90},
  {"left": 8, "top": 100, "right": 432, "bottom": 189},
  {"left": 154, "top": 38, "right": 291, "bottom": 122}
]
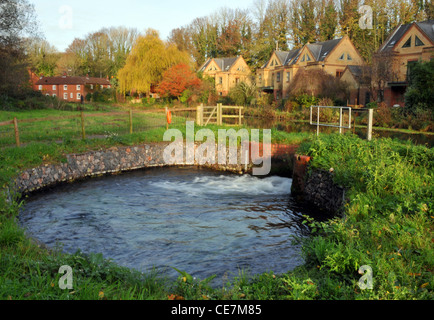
[
  {"left": 77, "top": 93, "right": 81, "bottom": 100},
  {"left": 77, "top": 85, "right": 81, "bottom": 90},
  {"left": 52, "top": 85, "right": 56, "bottom": 90},
  {"left": 64, "top": 93, "right": 68, "bottom": 100},
  {"left": 70, "top": 93, "right": 73, "bottom": 99},
  {"left": 90, "top": 84, "right": 94, "bottom": 90},
  {"left": 64, "top": 85, "right": 68, "bottom": 90},
  {"left": 38, "top": 85, "right": 43, "bottom": 91},
  {"left": 100, "top": 85, "right": 104, "bottom": 90}
]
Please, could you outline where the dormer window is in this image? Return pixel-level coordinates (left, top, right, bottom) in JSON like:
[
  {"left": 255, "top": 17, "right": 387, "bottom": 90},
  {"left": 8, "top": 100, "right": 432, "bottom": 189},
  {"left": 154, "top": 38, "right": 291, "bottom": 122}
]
[{"left": 402, "top": 37, "right": 411, "bottom": 48}]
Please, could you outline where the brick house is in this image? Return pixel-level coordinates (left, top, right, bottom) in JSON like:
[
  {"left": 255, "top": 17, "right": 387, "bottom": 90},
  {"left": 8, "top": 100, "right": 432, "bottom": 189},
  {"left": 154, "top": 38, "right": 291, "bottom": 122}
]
[
  {"left": 198, "top": 56, "right": 252, "bottom": 97},
  {"left": 375, "top": 20, "right": 434, "bottom": 107},
  {"left": 256, "top": 35, "right": 364, "bottom": 100},
  {"left": 35, "top": 75, "right": 112, "bottom": 102}
]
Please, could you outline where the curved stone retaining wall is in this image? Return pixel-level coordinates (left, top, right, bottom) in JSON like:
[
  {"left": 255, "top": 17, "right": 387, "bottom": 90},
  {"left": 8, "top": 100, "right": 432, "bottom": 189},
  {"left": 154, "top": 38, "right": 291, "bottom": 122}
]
[
  {"left": 12, "top": 142, "right": 346, "bottom": 215},
  {"left": 13, "top": 142, "right": 297, "bottom": 195}
]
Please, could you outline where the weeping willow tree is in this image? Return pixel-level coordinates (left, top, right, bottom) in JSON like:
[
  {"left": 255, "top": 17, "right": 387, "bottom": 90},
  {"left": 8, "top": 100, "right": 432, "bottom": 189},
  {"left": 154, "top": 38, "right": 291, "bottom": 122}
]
[{"left": 117, "top": 29, "right": 191, "bottom": 97}]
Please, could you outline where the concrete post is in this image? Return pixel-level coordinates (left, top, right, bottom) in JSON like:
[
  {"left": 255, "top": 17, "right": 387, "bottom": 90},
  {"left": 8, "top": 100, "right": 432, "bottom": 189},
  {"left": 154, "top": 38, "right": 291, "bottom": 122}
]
[{"left": 367, "top": 108, "right": 373, "bottom": 141}]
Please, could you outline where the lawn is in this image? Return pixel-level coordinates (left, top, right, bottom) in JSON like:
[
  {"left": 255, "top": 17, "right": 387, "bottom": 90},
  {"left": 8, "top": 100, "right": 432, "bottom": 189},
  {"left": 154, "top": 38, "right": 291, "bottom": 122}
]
[{"left": 0, "top": 105, "right": 432, "bottom": 300}]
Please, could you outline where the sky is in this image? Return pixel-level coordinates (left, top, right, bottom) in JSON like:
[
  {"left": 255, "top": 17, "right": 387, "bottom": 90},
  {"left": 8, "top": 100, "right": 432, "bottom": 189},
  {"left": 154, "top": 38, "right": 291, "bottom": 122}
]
[{"left": 30, "top": 0, "right": 255, "bottom": 52}]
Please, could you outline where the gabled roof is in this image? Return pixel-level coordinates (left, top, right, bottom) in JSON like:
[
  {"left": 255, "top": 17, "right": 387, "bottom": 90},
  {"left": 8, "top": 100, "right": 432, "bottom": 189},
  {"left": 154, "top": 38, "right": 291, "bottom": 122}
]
[
  {"left": 379, "top": 20, "right": 434, "bottom": 53},
  {"left": 36, "top": 76, "right": 110, "bottom": 86},
  {"left": 199, "top": 57, "right": 240, "bottom": 72},
  {"left": 214, "top": 57, "right": 238, "bottom": 71}
]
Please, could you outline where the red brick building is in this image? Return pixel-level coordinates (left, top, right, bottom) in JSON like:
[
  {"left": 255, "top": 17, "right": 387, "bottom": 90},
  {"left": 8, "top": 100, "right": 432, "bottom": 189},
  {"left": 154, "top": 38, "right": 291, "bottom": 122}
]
[{"left": 35, "top": 75, "right": 111, "bottom": 102}]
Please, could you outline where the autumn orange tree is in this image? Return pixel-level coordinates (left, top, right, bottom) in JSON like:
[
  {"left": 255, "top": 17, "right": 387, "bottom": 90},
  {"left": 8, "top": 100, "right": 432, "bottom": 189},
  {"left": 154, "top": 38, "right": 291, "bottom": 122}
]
[{"left": 156, "top": 63, "right": 201, "bottom": 101}]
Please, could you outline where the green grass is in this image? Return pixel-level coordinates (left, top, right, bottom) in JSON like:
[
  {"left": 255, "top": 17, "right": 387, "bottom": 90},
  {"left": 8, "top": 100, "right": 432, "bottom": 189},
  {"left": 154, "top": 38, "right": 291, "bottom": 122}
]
[{"left": 0, "top": 106, "right": 432, "bottom": 300}]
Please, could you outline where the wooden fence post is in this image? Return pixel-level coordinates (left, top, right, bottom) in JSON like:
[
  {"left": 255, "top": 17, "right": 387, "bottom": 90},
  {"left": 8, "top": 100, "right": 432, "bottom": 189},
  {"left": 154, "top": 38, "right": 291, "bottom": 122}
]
[
  {"left": 13, "top": 117, "right": 20, "bottom": 147},
  {"left": 238, "top": 107, "right": 242, "bottom": 126},
  {"left": 129, "top": 109, "right": 133, "bottom": 134},
  {"left": 218, "top": 103, "right": 223, "bottom": 126},
  {"left": 196, "top": 104, "right": 203, "bottom": 126},
  {"left": 80, "top": 111, "right": 86, "bottom": 140}
]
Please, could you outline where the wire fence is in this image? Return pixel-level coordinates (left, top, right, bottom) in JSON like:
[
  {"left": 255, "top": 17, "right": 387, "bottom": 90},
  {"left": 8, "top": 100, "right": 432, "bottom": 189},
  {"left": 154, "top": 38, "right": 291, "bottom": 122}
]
[{"left": 0, "top": 108, "right": 197, "bottom": 148}]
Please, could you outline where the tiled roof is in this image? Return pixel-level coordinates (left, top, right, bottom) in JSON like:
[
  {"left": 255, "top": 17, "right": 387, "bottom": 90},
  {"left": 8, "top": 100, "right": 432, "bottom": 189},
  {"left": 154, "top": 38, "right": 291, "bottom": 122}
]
[
  {"left": 36, "top": 76, "right": 111, "bottom": 86},
  {"left": 199, "top": 57, "right": 239, "bottom": 72},
  {"left": 416, "top": 20, "right": 434, "bottom": 42},
  {"left": 214, "top": 57, "right": 238, "bottom": 71},
  {"left": 379, "top": 20, "right": 434, "bottom": 53}
]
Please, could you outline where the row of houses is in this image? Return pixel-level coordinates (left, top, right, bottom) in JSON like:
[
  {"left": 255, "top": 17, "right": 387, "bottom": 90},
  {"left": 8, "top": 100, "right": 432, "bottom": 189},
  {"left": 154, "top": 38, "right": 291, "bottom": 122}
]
[
  {"left": 199, "top": 20, "right": 434, "bottom": 108},
  {"left": 32, "top": 20, "right": 433, "bottom": 107}
]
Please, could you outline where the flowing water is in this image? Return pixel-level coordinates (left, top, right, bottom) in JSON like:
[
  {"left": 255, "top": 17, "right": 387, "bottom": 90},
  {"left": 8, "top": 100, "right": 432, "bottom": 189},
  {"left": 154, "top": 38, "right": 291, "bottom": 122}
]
[{"left": 19, "top": 167, "right": 313, "bottom": 282}]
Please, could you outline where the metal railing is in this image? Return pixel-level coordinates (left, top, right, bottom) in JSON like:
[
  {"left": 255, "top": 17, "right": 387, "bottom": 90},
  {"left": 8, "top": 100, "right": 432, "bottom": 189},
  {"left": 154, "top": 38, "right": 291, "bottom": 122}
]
[
  {"left": 310, "top": 106, "right": 374, "bottom": 141},
  {"left": 310, "top": 106, "right": 352, "bottom": 135}
]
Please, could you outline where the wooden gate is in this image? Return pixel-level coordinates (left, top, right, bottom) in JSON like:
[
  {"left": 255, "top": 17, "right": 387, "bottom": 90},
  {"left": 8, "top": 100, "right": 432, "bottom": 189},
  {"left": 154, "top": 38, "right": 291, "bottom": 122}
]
[{"left": 196, "top": 104, "right": 243, "bottom": 126}]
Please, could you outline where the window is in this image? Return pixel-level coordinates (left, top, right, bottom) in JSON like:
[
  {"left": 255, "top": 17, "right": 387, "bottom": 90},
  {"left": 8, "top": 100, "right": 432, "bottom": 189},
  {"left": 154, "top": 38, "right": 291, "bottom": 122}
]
[
  {"left": 347, "top": 54, "right": 352, "bottom": 61},
  {"left": 407, "top": 60, "right": 418, "bottom": 81},
  {"left": 64, "top": 85, "right": 68, "bottom": 90},
  {"left": 219, "top": 77, "right": 222, "bottom": 84},
  {"left": 76, "top": 85, "right": 81, "bottom": 90},
  {"left": 286, "top": 72, "right": 290, "bottom": 82},
  {"left": 77, "top": 93, "right": 81, "bottom": 100},
  {"left": 101, "top": 85, "right": 104, "bottom": 90},
  {"left": 64, "top": 93, "right": 68, "bottom": 100},
  {"left": 38, "top": 85, "right": 42, "bottom": 90},
  {"left": 270, "top": 60, "right": 274, "bottom": 67},
  {"left": 70, "top": 93, "right": 73, "bottom": 99},
  {"left": 301, "top": 55, "right": 305, "bottom": 62},
  {"left": 306, "top": 54, "right": 311, "bottom": 62},
  {"left": 276, "top": 72, "right": 280, "bottom": 83},
  {"left": 402, "top": 37, "right": 411, "bottom": 48},
  {"left": 336, "top": 70, "right": 343, "bottom": 78},
  {"left": 90, "top": 84, "right": 94, "bottom": 90},
  {"left": 271, "top": 73, "right": 274, "bottom": 83},
  {"left": 52, "top": 85, "right": 56, "bottom": 90},
  {"left": 415, "top": 36, "right": 425, "bottom": 47},
  {"left": 259, "top": 74, "right": 262, "bottom": 84},
  {"left": 339, "top": 53, "right": 345, "bottom": 60}
]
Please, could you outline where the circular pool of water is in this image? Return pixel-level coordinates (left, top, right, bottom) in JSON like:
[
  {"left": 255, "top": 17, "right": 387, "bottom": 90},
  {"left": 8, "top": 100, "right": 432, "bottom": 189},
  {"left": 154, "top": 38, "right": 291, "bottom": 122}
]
[{"left": 19, "top": 167, "right": 310, "bottom": 281}]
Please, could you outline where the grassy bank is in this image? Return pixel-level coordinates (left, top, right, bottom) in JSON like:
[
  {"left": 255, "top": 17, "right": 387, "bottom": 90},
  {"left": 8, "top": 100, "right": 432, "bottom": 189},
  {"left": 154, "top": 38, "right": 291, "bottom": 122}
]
[{"left": 0, "top": 113, "right": 433, "bottom": 299}]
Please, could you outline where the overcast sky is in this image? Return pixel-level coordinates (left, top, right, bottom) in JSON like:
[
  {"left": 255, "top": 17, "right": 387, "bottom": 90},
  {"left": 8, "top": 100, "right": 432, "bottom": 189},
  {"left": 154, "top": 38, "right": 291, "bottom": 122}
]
[{"left": 30, "top": 0, "right": 255, "bottom": 52}]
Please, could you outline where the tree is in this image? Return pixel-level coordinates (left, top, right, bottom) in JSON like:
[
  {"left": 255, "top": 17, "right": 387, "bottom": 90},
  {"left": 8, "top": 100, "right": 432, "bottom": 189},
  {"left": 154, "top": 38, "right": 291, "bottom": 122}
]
[
  {"left": 0, "top": 0, "right": 39, "bottom": 95},
  {"left": 405, "top": 59, "right": 434, "bottom": 112},
  {"left": 117, "top": 29, "right": 191, "bottom": 97},
  {"left": 156, "top": 63, "right": 201, "bottom": 100},
  {"left": 24, "top": 37, "right": 60, "bottom": 76}
]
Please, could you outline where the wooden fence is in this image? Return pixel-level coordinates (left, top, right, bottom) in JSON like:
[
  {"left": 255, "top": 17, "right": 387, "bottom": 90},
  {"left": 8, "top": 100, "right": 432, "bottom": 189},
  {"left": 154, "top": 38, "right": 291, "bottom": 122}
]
[{"left": 0, "top": 105, "right": 243, "bottom": 147}]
